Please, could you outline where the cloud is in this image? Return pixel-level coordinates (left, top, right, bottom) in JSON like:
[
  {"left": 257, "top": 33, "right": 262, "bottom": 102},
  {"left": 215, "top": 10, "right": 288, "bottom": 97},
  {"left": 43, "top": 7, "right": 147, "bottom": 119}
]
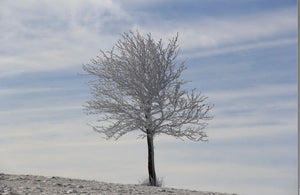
[
  {"left": 184, "top": 38, "right": 296, "bottom": 58},
  {"left": 207, "top": 83, "right": 297, "bottom": 101},
  {"left": 206, "top": 84, "right": 297, "bottom": 140},
  {"left": 0, "top": 87, "right": 65, "bottom": 96},
  {"left": 0, "top": 0, "right": 130, "bottom": 77},
  {"left": 0, "top": 1, "right": 296, "bottom": 77},
  {"left": 133, "top": 7, "right": 297, "bottom": 50}
]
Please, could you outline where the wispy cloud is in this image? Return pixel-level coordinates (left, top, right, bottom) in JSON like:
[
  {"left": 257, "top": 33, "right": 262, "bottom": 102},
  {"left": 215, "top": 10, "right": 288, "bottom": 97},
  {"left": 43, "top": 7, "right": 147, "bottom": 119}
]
[
  {"left": 134, "top": 7, "right": 297, "bottom": 50},
  {"left": 0, "top": 1, "right": 296, "bottom": 77},
  {"left": 206, "top": 83, "right": 297, "bottom": 141},
  {"left": 207, "top": 83, "right": 297, "bottom": 101},
  {"left": 184, "top": 38, "right": 297, "bottom": 58},
  {"left": 0, "top": 0, "right": 129, "bottom": 77},
  {"left": 0, "top": 87, "right": 65, "bottom": 95}
]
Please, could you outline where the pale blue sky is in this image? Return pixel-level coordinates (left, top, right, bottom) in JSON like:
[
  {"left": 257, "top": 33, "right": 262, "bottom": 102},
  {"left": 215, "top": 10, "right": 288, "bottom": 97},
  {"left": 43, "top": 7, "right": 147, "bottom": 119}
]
[{"left": 0, "top": 1, "right": 297, "bottom": 195}]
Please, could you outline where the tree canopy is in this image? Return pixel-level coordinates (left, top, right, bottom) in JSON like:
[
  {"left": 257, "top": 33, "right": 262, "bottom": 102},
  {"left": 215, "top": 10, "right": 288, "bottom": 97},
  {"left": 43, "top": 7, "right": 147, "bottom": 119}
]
[{"left": 83, "top": 31, "right": 212, "bottom": 141}]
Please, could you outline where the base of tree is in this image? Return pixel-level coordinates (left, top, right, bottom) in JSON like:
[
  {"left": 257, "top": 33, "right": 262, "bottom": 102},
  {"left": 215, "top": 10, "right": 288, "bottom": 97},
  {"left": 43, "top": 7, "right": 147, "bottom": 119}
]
[{"left": 138, "top": 177, "right": 164, "bottom": 187}]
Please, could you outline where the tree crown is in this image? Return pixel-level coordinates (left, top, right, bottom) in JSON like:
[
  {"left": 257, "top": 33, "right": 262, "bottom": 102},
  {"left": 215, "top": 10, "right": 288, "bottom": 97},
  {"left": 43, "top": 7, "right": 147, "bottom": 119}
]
[{"left": 83, "top": 31, "right": 212, "bottom": 141}]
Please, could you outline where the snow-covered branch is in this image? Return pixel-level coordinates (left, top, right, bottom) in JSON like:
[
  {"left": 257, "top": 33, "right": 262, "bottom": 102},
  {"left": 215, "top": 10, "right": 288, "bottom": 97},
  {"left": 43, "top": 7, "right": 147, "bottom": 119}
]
[{"left": 83, "top": 31, "right": 212, "bottom": 141}]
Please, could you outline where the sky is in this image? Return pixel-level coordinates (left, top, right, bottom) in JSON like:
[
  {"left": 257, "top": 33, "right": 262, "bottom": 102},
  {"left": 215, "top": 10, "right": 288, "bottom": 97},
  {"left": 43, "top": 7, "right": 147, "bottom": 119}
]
[{"left": 0, "top": 0, "right": 298, "bottom": 195}]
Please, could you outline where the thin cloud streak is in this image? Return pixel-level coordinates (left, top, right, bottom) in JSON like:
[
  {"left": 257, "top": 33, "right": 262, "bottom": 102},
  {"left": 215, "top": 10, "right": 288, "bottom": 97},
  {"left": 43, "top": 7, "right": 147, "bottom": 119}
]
[
  {"left": 206, "top": 83, "right": 297, "bottom": 101},
  {"left": 184, "top": 38, "right": 297, "bottom": 58},
  {"left": 0, "top": 87, "right": 66, "bottom": 95}
]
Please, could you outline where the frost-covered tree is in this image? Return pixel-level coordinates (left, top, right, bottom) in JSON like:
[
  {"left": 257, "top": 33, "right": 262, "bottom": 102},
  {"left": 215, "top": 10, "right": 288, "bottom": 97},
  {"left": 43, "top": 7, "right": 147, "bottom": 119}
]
[{"left": 83, "top": 31, "right": 212, "bottom": 186}]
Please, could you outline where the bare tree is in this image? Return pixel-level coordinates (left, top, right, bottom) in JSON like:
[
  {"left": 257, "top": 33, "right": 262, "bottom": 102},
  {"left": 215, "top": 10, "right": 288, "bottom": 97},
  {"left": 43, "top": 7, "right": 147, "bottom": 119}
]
[{"left": 83, "top": 31, "right": 212, "bottom": 186}]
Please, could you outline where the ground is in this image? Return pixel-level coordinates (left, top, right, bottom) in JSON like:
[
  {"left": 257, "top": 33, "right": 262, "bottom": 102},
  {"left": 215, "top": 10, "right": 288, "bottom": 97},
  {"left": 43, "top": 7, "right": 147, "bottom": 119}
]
[{"left": 0, "top": 173, "right": 238, "bottom": 195}]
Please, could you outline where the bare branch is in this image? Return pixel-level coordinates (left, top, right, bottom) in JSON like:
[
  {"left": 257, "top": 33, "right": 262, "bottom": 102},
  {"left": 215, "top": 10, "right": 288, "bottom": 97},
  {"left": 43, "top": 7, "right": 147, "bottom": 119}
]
[{"left": 83, "top": 31, "right": 212, "bottom": 141}]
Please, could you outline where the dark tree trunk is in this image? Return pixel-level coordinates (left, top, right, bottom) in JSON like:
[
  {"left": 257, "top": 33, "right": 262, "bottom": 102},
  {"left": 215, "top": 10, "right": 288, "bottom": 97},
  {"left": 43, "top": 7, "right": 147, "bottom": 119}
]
[{"left": 147, "top": 132, "right": 157, "bottom": 186}]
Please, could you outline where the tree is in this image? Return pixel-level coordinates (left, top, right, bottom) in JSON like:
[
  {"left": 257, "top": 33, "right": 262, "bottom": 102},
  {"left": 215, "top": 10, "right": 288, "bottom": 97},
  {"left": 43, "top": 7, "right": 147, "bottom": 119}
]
[{"left": 83, "top": 31, "right": 212, "bottom": 186}]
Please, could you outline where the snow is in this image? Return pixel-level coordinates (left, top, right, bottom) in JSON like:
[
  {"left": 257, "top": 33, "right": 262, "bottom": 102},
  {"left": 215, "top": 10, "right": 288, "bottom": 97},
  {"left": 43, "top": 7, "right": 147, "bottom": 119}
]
[{"left": 0, "top": 173, "right": 239, "bottom": 195}]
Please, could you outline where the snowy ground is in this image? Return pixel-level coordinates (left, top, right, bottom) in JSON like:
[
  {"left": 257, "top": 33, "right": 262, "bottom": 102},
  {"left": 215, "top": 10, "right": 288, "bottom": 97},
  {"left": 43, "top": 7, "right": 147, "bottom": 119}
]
[{"left": 0, "top": 173, "right": 239, "bottom": 195}]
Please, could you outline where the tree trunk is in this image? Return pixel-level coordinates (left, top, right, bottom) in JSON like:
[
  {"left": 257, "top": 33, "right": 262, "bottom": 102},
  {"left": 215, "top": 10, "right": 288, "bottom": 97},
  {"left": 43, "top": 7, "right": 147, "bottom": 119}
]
[{"left": 147, "top": 132, "right": 157, "bottom": 186}]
